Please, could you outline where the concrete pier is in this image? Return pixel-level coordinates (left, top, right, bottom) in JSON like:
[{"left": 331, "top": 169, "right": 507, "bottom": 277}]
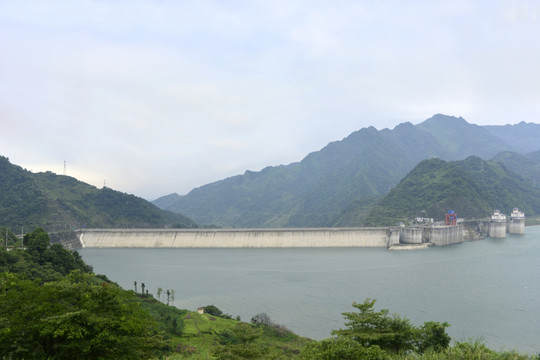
[
  {"left": 489, "top": 210, "right": 507, "bottom": 238},
  {"left": 423, "top": 225, "right": 463, "bottom": 246},
  {"left": 489, "top": 223, "right": 507, "bottom": 238},
  {"left": 508, "top": 208, "right": 525, "bottom": 235},
  {"left": 400, "top": 227, "right": 423, "bottom": 244}
]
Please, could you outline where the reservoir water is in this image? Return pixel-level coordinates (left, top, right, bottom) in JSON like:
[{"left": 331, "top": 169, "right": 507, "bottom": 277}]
[{"left": 79, "top": 226, "right": 540, "bottom": 354}]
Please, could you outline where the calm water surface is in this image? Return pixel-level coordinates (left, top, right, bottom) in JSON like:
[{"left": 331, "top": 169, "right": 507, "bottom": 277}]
[{"left": 80, "top": 226, "right": 540, "bottom": 354}]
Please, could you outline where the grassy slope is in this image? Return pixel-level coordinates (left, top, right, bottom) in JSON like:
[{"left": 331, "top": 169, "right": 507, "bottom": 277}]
[
  {"left": 159, "top": 310, "right": 535, "bottom": 360},
  {"left": 160, "top": 311, "right": 310, "bottom": 359}
]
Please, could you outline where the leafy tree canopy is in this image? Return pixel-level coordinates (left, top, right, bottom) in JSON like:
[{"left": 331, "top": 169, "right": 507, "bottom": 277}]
[
  {"left": 299, "top": 337, "right": 387, "bottom": 360},
  {"left": 331, "top": 298, "right": 451, "bottom": 355},
  {"left": 0, "top": 270, "right": 165, "bottom": 359},
  {"left": 204, "top": 304, "right": 233, "bottom": 319}
]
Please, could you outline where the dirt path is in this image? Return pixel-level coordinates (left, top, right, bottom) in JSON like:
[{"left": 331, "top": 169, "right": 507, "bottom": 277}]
[{"left": 185, "top": 312, "right": 201, "bottom": 334}]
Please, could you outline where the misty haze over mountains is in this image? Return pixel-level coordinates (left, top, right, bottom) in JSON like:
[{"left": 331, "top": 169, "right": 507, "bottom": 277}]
[{"left": 153, "top": 114, "right": 540, "bottom": 228}]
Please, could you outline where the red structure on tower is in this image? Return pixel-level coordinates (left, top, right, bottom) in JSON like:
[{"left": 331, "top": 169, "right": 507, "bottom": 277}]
[{"left": 445, "top": 210, "right": 457, "bottom": 226}]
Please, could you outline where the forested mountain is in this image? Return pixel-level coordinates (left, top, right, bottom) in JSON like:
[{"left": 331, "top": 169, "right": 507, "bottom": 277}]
[
  {"left": 0, "top": 156, "right": 198, "bottom": 231},
  {"left": 361, "top": 157, "right": 540, "bottom": 226},
  {"left": 484, "top": 122, "right": 540, "bottom": 153},
  {"left": 154, "top": 114, "right": 540, "bottom": 228},
  {"left": 491, "top": 150, "right": 540, "bottom": 188}
]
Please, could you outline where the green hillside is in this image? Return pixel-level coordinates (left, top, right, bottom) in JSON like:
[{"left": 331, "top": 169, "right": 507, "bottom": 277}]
[
  {"left": 484, "top": 121, "right": 540, "bottom": 153},
  {"left": 154, "top": 114, "right": 539, "bottom": 228},
  {"left": 362, "top": 157, "right": 540, "bottom": 226},
  {"left": 0, "top": 156, "right": 198, "bottom": 231},
  {"left": 492, "top": 150, "right": 540, "bottom": 188}
]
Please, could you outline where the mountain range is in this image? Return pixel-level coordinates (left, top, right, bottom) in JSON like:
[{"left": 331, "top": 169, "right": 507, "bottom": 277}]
[
  {"left": 3, "top": 114, "right": 539, "bottom": 231},
  {"left": 154, "top": 114, "right": 540, "bottom": 227}
]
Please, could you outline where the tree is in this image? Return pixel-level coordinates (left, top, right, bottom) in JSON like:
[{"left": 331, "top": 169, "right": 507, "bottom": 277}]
[
  {"left": 43, "top": 243, "right": 87, "bottom": 275},
  {"left": 231, "top": 323, "right": 263, "bottom": 345},
  {"left": 331, "top": 298, "right": 416, "bottom": 353},
  {"left": 416, "top": 321, "right": 451, "bottom": 353},
  {"left": 141, "top": 282, "right": 145, "bottom": 295},
  {"left": 157, "top": 287, "right": 163, "bottom": 301},
  {"left": 299, "top": 338, "right": 387, "bottom": 360},
  {"left": 251, "top": 312, "right": 272, "bottom": 326},
  {"left": 213, "top": 323, "right": 264, "bottom": 359},
  {"left": 0, "top": 227, "right": 19, "bottom": 247},
  {"left": 166, "top": 289, "right": 170, "bottom": 305},
  {"left": 0, "top": 271, "right": 165, "bottom": 359},
  {"left": 24, "top": 227, "right": 50, "bottom": 261},
  {"left": 204, "top": 304, "right": 232, "bottom": 319}
]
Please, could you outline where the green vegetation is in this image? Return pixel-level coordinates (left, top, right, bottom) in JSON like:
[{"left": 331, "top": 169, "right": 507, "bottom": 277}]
[
  {"left": 169, "top": 310, "right": 308, "bottom": 359},
  {"left": 525, "top": 215, "right": 540, "bottom": 226},
  {"left": 0, "top": 228, "right": 169, "bottom": 359},
  {"left": 0, "top": 271, "right": 166, "bottom": 359},
  {"left": 202, "top": 304, "right": 236, "bottom": 319},
  {"left": 492, "top": 150, "right": 540, "bottom": 190},
  {"left": 1, "top": 228, "right": 91, "bottom": 282},
  {"left": 392, "top": 339, "right": 534, "bottom": 360},
  {"left": 484, "top": 122, "right": 540, "bottom": 154},
  {"left": 331, "top": 299, "right": 449, "bottom": 354},
  {"left": 299, "top": 299, "right": 533, "bottom": 360},
  {"left": 0, "top": 226, "right": 22, "bottom": 248},
  {"left": 364, "top": 157, "right": 540, "bottom": 226},
  {"left": 0, "top": 156, "right": 198, "bottom": 232}
]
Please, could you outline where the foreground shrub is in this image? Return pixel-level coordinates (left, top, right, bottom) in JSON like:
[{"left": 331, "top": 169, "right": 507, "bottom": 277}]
[
  {"left": 299, "top": 337, "right": 388, "bottom": 360},
  {"left": 332, "top": 298, "right": 444, "bottom": 354},
  {"left": 391, "top": 338, "right": 534, "bottom": 360}
]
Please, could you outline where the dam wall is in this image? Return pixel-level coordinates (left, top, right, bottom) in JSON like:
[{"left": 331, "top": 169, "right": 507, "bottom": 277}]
[
  {"left": 423, "top": 225, "right": 463, "bottom": 246},
  {"left": 76, "top": 223, "right": 471, "bottom": 249},
  {"left": 400, "top": 227, "right": 423, "bottom": 244},
  {"left": 78, "top": 228, "right": 394, "bottom": 248},
  {"left": 489, "top": 222, "right": 507, "bottom": 238},
  {"left": 388, "top": 228, "right": 401, "bottom": 246}
]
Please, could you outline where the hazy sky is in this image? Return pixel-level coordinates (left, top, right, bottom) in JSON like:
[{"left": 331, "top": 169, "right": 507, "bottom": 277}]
[{"left": 1, "top": 1, "right": 539, "bottom": 200}]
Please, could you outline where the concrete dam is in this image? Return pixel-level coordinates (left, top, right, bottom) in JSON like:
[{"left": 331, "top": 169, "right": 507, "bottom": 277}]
[{"left": 77, "top": 225, "right": 463, "bottom": 249}]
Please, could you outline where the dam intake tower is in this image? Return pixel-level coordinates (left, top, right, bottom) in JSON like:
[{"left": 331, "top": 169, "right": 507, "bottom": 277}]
[{"left": 508, "top": 208, "right": 525, "bottom": 235}]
